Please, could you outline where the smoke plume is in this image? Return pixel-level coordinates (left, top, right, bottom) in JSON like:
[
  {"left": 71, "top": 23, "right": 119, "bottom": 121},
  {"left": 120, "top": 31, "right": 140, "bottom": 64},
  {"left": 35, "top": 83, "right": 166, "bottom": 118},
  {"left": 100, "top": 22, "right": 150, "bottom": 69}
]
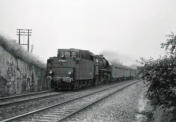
[{"left": 100, "top": 50, "right": 137, "bottom": 69}]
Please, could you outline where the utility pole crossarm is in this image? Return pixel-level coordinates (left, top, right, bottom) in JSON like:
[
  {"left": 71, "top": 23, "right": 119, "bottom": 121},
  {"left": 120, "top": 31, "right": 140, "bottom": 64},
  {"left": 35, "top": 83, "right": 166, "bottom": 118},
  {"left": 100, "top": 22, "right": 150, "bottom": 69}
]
[{"left": 16, "top": 29, "right": 32, "bottom": 52}]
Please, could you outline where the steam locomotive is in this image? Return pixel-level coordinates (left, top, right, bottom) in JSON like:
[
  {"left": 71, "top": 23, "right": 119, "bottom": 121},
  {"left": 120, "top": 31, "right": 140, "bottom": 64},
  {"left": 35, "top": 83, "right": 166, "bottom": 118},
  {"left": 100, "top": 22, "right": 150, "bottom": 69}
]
[{"left": 47, "top": 48, "right": 136, "bottom": 90}]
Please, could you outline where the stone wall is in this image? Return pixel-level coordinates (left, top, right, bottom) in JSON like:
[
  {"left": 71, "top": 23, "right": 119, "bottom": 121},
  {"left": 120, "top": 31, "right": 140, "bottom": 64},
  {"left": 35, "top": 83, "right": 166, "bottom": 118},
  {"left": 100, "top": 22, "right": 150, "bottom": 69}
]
[{"left": 0, "top": 35, "right": 49, "bottom": 97}]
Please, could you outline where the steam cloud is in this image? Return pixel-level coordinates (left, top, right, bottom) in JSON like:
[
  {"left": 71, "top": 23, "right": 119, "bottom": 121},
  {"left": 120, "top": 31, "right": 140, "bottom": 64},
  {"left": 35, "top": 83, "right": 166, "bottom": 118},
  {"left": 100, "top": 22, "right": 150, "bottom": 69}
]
[
  {"left": 100, "top": 50, "right": 137, "bottom": 69},
  {"left": 0, "top": 35, "right": 46, "bottom": 69}
]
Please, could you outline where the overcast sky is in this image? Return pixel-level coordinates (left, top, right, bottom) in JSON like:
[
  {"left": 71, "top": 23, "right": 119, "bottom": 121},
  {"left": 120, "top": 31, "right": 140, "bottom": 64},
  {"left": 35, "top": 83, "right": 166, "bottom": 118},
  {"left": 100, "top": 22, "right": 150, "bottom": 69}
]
[{"left": 0, "top": 0, "right": 176, "bottom": 65}]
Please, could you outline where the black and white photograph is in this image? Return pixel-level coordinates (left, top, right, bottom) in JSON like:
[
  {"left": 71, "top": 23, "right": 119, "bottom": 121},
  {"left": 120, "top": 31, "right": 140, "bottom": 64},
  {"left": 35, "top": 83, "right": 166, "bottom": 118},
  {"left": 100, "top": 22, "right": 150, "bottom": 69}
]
[{"left": 0, "top": 0, "right": 176, "bottom": 122}]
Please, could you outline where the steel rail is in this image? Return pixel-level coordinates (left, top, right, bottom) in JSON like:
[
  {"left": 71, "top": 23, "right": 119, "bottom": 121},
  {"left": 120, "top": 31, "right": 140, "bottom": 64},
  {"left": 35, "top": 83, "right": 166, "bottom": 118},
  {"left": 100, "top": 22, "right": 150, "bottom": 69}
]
[
  {"left": 0, "top": 92, "right": 63, "bottom": 107},
  {"left": 0, "top": 90, "right": 53, "bottom": 101}
]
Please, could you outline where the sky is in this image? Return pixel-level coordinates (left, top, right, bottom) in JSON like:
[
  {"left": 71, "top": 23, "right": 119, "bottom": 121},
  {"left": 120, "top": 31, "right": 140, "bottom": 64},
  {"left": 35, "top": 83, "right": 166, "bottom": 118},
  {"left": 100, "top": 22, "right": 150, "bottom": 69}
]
[{"left": 0, "top": 0, "right": 176, "bottom": 66}]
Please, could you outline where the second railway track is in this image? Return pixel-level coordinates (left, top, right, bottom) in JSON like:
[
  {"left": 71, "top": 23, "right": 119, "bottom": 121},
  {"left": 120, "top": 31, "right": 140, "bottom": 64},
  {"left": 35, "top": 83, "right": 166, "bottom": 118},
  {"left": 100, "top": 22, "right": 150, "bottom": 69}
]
[
  {"left": 0, "top": 90, "right": 62, "bottom": 107},
  {"left": 1, "top": 80, "right": 139, "bottom": 122}
]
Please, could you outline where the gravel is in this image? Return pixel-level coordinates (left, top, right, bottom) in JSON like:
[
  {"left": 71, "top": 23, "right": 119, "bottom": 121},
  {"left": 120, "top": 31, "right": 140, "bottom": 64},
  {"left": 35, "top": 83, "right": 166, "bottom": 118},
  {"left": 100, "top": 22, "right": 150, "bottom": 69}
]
[{"left": 64, "top": 81, "right": 145, "bottom": 122}]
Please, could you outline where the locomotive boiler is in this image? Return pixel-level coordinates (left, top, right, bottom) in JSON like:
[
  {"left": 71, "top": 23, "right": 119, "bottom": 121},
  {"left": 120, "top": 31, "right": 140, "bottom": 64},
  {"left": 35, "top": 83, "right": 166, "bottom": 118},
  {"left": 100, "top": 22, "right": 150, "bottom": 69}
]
[{"left": 94, "top": 55, "right": 111, "bottom": 85}]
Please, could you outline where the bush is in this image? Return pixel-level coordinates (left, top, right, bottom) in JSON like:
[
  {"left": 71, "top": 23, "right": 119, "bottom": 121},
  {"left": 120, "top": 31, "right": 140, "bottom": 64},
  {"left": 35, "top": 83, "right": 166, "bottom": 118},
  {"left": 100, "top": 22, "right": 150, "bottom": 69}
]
[{"left": 140, "top": 33, "right": 176, "bottom": 109}]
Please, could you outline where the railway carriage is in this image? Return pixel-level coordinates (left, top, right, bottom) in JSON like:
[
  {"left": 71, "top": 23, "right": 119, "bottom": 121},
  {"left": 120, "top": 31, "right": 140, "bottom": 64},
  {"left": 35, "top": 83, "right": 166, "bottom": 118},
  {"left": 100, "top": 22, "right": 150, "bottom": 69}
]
[{"left": 110, "top": 65, "right": 136, "bottom": 81}]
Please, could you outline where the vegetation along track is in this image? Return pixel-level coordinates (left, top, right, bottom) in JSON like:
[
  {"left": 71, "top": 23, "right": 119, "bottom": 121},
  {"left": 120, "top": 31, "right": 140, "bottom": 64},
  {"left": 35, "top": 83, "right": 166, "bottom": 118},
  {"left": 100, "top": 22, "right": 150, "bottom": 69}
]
[{"left": 1, "top": 80, "right": 139, "bottom": 122}]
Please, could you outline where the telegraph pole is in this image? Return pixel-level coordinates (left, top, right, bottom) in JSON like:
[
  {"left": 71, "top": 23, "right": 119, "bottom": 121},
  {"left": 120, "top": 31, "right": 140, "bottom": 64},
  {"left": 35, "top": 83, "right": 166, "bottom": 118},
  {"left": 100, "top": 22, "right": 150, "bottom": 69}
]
[
  {"left": 17, "top": 29, "right": 23, "bottom": 44},
  {"left": 16, "top": 29, "right": 32, "bottom": 52},
  {"left": 27, "top": 29, "right": 31, "bottom": 52}
]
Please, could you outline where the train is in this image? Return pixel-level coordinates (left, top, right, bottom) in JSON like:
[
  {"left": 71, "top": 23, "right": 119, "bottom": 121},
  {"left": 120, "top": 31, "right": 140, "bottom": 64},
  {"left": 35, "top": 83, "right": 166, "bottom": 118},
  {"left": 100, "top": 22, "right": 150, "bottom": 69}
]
[{"left": 46, "top": 48, "right": 137, "bottom": 90}]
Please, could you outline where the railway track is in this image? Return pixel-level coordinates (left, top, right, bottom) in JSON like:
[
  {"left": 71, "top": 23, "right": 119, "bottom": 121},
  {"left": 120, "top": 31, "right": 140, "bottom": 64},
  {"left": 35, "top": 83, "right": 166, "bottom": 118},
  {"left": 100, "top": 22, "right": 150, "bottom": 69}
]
[
  {"left": 1, "top": 80, "right": 139, "bottom": 122},
  {"left": 0, "top": 90, "right": 62, "bottom": 107},
  {"left": 0, "top": 90, "right": 52, "bottom": 101}
]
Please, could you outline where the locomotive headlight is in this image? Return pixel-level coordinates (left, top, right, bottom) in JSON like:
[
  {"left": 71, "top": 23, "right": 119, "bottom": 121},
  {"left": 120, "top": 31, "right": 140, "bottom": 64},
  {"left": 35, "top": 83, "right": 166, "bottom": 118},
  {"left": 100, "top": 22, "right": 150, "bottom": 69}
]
[
  {"left": 68, "top": 71, "right": 72, "bottom": 75},
  {"left": 49, "top": 70, "right": 53, "bottom": 74}
]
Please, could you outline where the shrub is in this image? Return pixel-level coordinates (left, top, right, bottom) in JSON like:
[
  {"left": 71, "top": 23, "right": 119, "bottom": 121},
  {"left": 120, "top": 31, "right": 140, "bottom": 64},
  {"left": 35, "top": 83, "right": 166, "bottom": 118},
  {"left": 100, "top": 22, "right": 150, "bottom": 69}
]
[{"left": 140, "top": 33, "right": 176, "bottom": 109}]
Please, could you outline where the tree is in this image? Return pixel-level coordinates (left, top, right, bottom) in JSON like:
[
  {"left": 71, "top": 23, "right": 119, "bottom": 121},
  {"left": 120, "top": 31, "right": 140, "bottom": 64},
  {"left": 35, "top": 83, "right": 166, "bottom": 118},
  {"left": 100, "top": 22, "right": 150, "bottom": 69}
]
[{"left": 140, "top": 33, "right": 176, "bottom": 108}]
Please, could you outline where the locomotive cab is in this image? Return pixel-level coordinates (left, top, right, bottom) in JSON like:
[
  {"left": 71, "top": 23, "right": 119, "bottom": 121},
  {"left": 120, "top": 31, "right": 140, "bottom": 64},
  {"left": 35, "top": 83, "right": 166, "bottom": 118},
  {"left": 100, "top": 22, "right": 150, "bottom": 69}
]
[
  {"left": 47, "top": 49, "right": 95, "bottom": 90},
  {"left": 47, "top": 49, "right": 78, "bottom": 89}
]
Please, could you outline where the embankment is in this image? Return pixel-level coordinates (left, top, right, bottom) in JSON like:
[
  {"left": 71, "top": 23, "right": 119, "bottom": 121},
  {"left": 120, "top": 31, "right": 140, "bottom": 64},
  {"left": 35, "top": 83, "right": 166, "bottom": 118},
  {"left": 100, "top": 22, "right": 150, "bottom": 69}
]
[{"left": 0, "top": 35, "right": 49, "bottom": 97}]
